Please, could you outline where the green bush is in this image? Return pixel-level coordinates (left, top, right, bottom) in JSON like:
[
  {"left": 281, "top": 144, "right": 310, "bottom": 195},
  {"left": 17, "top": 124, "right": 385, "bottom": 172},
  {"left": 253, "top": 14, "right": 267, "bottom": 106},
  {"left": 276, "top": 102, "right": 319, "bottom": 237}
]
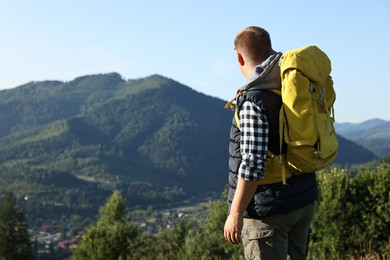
[{"left": 310, "top": 165, "right": 390, "bottom": 259}]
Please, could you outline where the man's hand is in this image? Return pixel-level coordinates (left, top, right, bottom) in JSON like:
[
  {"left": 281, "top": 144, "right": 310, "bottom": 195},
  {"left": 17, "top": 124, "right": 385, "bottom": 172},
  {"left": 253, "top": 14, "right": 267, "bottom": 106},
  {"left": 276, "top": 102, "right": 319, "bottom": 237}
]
[
  {"left": 224, "top": 213, "right": 243, "bottom": 244},
  {"left": 223, "top": 178, "right": 258, "bottom": 244}
]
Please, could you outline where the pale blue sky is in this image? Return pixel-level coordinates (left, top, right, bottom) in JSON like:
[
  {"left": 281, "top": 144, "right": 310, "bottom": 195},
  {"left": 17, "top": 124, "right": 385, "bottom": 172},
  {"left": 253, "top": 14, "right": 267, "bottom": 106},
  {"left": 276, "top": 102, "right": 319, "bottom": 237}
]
[{"left": 0, "top": 1, "right": 389, "bottom": 123}]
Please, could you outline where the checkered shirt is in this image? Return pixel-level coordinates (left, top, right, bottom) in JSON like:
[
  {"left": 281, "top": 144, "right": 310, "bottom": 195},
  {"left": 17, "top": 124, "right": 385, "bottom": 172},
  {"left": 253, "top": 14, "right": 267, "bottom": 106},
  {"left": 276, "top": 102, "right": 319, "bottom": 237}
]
[{"left": 238, "top": 101, "right": 269, "bottom": 181}]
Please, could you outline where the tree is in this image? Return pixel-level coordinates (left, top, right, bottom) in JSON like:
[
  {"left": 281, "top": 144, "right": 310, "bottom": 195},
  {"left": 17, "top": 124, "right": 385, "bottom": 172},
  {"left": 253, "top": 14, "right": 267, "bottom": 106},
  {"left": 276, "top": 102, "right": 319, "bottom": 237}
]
[
  {"left": 182, "top": 199, "right": 244, "bottom": 259},
  {"left": 0, "top": 192, "right": 32, "bottom": 260},
  {"left": 72, "top": 190, "right": 141, "bottom": 260},
  {"left": 309, "top": 165, "right": 390, "bottom": 259},
  {"left": 126, "top": 222, "right": 190, "bottom": 260}
]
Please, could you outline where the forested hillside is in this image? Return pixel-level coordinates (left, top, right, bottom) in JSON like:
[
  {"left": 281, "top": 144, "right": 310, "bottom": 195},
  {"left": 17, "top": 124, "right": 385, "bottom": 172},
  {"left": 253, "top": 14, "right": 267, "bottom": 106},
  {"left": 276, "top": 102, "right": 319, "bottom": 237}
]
[
  {"left": 0, "top": 73, "right": 387, "bottom": 259},
  {"left": 335, "top": 119, "right": 390, "bottom": 156},
  {"left": 0, "top": 72, "right": 378, "bottom": 217},
  {"left": 334, "top": 135, "right": 377, "bottom": 164},
  {"left": 0, "top": 73, "right": 233, "bottom": 213}
]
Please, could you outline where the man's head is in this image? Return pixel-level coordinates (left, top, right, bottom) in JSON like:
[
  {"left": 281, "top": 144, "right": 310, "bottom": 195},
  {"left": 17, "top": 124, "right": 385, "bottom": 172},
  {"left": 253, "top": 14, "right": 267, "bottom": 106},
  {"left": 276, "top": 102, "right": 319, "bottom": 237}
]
[{"left": 234, "top": 26, "right": 273, "bottom": 76}]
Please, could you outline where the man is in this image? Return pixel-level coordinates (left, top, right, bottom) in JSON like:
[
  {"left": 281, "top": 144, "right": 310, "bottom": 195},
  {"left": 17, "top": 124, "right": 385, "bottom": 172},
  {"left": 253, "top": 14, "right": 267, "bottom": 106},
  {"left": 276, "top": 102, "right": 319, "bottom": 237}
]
[{"left": 223, "top": 26, "right": 318, "bottom": 259}]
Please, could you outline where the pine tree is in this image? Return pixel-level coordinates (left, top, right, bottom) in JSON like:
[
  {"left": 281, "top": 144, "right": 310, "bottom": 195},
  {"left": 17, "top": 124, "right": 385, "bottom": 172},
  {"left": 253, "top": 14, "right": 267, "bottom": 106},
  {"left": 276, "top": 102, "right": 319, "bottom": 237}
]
[
  {"left": 73, "top": 190, "right": 141, "bottom": 260},
  {"left": 0, "top": 192, "right": 32, "bottom": 260}
]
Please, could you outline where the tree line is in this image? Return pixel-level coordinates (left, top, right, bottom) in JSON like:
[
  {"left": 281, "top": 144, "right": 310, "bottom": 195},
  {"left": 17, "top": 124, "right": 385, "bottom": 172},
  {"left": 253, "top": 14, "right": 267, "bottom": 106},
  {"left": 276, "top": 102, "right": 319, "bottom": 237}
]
[{"left": 1, "top": 162, "right": 389, "bottom": 259}]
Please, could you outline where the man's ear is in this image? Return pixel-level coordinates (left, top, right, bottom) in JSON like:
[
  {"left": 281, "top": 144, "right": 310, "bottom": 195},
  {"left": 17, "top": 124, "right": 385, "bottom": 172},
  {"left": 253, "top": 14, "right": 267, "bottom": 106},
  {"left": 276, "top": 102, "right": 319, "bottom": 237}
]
[{"left": 237, "top": 53, "right": 245, "bottom": 66}]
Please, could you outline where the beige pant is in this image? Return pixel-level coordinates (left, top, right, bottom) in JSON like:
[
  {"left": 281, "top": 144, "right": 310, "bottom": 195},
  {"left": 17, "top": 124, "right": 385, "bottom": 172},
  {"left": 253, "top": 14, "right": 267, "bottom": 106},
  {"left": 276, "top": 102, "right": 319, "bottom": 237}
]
[{"left": 241, "top": 203, "right": 315, "bottom": 260}]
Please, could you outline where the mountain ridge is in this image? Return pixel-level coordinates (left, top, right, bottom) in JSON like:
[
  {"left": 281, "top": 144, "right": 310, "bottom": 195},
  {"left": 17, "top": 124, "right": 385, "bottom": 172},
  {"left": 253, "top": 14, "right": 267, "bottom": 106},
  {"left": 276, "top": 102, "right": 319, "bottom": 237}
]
[
  {"left": 335, "top": 119, "right": 390, "bottom": 156},
  {"left": 0, "top": 73, "right": 380, "bottom": 215},
  {"left": 0, "top": 73, "right": 231, "bottom": 205},
  {"left": 335, "top": 118, "right": 388, "bottom": 135}
]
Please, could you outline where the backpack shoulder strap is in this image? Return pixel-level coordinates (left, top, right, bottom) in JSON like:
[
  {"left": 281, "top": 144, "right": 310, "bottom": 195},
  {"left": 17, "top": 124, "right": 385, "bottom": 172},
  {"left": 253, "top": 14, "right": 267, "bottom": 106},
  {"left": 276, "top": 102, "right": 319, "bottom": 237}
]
[
  {"left": 234, "top": 109, "right": 241, "bottom": 131},
  {"left": 269, "top": 89, "right": 281, "bottom": 96},
  {"left": 230, "top": 88, "right": 280, "bottom": 132}
]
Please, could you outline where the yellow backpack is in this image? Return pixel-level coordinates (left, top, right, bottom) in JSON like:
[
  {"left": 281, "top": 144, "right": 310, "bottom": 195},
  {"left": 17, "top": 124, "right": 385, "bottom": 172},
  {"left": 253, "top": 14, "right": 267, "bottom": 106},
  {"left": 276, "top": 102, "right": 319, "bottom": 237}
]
[
  {"left": 279, "top": 46, "right": 338, "bottom": 177},
  {"left": 226, "top": 46, "right": 338, "bottom": 184}
]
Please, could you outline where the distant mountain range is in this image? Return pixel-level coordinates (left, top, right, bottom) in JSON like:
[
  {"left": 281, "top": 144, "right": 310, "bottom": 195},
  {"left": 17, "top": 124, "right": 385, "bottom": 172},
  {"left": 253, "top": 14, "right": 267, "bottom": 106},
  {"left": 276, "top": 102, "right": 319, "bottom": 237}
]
[
  {"left": 0, "top": 73, "right": 381, "bottom": 214},
  {"left": 335, "top": 119, "right": 390, "bottom": 156}
]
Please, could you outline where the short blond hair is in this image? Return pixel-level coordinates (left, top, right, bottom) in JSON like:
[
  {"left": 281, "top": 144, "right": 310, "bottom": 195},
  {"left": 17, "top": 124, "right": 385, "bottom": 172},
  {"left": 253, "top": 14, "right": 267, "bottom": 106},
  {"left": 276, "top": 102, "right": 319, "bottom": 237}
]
[{"left": 234, "top": 26, "right": 272, "bottom": 63}]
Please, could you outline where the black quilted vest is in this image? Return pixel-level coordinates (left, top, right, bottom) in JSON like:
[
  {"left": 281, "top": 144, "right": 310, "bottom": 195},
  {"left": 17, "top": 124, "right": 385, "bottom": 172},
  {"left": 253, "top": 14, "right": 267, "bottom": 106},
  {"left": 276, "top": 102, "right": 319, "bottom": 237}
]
[{"left": 227, "top": 89, "right": 318, "bottom": 219}]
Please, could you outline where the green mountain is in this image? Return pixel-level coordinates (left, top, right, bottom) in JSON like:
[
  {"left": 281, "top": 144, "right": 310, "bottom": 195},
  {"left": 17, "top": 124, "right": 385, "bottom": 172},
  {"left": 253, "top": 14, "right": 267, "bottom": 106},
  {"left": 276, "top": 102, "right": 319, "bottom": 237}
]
[
  {"left": 0, "top": 73, "right": 377, "bottom": 216},
  {"left": 333, "top": 135, "right": 377, "bottom": 164},
  {"left": 335, "top": 119, "right": 390, "bottom": 156},
  {"left": 0, "top": 73, "right": 231, "bottom": 214}
]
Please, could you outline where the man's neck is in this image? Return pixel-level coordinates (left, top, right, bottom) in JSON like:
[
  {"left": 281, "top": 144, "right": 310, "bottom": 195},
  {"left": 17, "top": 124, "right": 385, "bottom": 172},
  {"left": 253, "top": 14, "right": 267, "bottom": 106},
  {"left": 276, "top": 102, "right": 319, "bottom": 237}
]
[{"left": 242, "top": 63, "right": 257, "bottom": 78}]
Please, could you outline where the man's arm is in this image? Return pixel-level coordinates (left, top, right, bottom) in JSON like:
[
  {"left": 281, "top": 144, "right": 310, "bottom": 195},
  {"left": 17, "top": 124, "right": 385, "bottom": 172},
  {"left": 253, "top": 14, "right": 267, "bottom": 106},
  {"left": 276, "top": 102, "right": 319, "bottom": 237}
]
[
  {"left": 224, "top": 178, "right": 258, "bottom": 244},
  {"left": 224, "top": 101, "right": 269, "bottom": 244}
]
